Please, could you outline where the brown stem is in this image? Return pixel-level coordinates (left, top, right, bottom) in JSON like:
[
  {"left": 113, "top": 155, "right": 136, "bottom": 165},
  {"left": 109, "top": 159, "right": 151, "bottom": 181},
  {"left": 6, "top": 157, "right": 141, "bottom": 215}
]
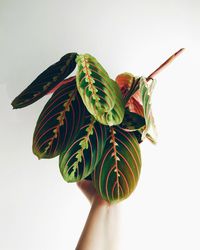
[
  {"left": 124, "top": 48, "right": 185, "bottom": 105},
  {"left": 146, "top": 48, "right": 185, "bottom": 81}
]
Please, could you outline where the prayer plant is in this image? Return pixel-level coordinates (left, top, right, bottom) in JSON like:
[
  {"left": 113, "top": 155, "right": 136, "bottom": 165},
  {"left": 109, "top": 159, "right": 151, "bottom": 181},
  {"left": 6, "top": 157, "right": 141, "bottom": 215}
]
[{"left": 11, "top": 49, "right": 184, "bottom": 203}]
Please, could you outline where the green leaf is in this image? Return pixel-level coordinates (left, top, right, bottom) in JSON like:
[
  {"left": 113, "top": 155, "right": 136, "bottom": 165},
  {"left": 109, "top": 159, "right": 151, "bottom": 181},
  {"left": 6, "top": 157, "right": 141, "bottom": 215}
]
[
  {"left": 32, "top": 78, "right": 86, "bottom": 159},
  {"left": 92, "top": 126, "right": 142, "bottom": 203},
  {"left": 139, "top": 77, "right": 158, "bottom": 143},
  {"left": 118, "top": 107, "right": 145, "bottom": 132},
  {"left": 75, "top": 53, "right": 116, "bottom": 118},
  {"left": 11, "top": 52, "right": 78, "bottom": 109},
  {"left": 95, "top": 79, "right": 125, "bottom": 126},
  {"left": 59, "top": 114, "right": 108, "bottom": 182},
  {"left": 84, "top": 174, "right": 92, "bottom": 181}
]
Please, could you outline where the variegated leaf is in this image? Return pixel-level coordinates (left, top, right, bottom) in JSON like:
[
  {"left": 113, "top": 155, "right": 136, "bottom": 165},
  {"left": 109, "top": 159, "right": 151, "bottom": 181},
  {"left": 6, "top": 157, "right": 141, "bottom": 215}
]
[
  {"left": 11, "top": 53, "right": 78, "bottom": 109},
  {"left": 96, "top": 79, "right": 125, "bottom": 126},
  {"left": 75, "top": 54, "right": 116, "bottom": 118},
  {"left": 139, "top": 77, "right": 158, "bottom": 143},
  {"left": 59, "top": 113, "right": 108, "bottom": 182},
  {"left": 92, "top": 126, "right": 142, "bottom": 203},
  {"left": 32, "top": 78, "right": 86, "bottom": 159}
]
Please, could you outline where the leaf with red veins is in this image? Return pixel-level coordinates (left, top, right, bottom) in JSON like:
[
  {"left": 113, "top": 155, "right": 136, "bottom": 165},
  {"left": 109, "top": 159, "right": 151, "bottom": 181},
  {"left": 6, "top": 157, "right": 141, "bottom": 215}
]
[
  {"left": 115, "top": 72, "right": 134, "bottom": 99},
  {"left": 115, "top": 73, "right": 144, "bottom": 117},
  {"left": 126, "top": 92, "right": 144, "bottom": 117},
  {"left": 47, "top": 76, "right": 76, "bottom": 94}
]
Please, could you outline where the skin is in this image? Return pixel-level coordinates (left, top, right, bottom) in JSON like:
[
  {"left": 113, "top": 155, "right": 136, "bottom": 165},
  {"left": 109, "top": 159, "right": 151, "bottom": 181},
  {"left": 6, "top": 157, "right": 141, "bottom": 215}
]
[{"left": 75, "top": 180, "right": 120, "bottom": 250}]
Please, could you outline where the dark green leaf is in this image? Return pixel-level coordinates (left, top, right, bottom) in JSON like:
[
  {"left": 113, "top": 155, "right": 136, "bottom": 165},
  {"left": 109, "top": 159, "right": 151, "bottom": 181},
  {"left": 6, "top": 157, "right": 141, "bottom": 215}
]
[
  {"left": 92, "top": 126, "right": 142, "bottom": 203},
  {"left": 84, "top": 174, "right": 92, "bottom": 181},
  {"left": 133, "top": 130, "right": 143, "bottom": 144},
  {"left": 11, "top": 52, "right": 78, "bottom": 109},
  {"left": 118, "top": 108, "right": 145, "bottom": 132},
  {"left": 59, "top": 114, "right": 108, "bottom": 182},
  {"left": 32, "top": 78, "right": 86, "bottom": 159}
]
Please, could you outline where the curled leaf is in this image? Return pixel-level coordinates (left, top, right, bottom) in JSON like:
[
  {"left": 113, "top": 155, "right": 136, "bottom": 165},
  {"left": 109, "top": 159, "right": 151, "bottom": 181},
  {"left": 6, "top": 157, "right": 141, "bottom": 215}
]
[
  {"left": 115, "top": 72, "right": 135, "bottom": 97},
  {"left": 116, "top": 73, "right": 157, "bottom": 144},
  {"left": 139, "top": 77, "right": 158, "bottom": 143}
]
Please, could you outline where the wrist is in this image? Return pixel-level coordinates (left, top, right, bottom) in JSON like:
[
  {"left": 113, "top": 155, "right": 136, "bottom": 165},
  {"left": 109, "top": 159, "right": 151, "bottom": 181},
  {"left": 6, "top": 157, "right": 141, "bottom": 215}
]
[
  {"left": 92, "top": 194, "right": 120, "bottom": 211},
  {"left": 92, "top": 194, "right": 110, "bottom": 207}
]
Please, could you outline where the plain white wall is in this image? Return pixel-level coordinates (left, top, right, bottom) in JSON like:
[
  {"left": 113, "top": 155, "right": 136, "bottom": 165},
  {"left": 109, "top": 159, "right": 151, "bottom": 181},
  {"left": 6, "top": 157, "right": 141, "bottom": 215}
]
[{"left": 1, "top": 0, "right": 200, "bottom": 249}]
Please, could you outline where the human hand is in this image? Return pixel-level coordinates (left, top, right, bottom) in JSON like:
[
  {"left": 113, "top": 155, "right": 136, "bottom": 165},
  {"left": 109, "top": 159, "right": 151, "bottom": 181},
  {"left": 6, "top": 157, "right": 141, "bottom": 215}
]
[
  {"left": 77, "top": 179, "right": 110, "bottom": 207},
  {"left": 76, "top": 180, "right": 120, "bottom": 250}
]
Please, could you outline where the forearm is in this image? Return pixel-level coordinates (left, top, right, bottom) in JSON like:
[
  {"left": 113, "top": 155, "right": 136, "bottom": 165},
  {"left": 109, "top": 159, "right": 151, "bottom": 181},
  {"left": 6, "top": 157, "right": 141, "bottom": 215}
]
[
  {"left": 105, "top": 204, "right": 120, "bottom": 250},
  {"left": 75, "top": 197, "right": 108, "bottom": 250},
  {"left": 75, "top": 196, "right": 120, "bottom": 250}
]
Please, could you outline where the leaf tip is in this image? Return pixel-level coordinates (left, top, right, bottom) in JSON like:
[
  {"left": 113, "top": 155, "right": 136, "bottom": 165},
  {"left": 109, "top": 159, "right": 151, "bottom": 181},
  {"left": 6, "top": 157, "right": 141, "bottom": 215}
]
[{"left": 37, "top": 155, "right": 41, "bottom": 160}]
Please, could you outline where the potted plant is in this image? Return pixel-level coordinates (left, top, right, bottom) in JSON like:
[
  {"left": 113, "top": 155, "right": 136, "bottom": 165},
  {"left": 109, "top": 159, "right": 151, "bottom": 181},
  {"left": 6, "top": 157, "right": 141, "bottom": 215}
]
[{"left": 11, "top": 49, "right": 184, "bottom": 203}]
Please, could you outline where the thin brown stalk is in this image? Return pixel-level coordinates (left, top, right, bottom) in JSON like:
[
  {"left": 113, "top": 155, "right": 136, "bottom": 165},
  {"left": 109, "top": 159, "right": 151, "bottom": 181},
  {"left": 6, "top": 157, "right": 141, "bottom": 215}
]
[
  {"left": 146, "top": 48, "right": 185, "bottom": 81},
  {"left": 124, "top": 48, "right": 185, "bottom": 105}
]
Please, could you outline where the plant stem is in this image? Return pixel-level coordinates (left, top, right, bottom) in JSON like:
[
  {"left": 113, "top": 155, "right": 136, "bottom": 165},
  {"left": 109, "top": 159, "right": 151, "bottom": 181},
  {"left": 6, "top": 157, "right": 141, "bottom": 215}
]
[
  {"left": 124, "top": 48, "right": 185, "bottom": 105},
  {"left": 146, "top": 48, "right": 185, "bottom": 81}
]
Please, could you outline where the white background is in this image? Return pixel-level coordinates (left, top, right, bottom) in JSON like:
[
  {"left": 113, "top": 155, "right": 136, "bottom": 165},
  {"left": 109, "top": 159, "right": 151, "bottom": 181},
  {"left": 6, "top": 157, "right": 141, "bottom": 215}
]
[{"left": 0, "top": 0, "right": 200, "bottom": 249}]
